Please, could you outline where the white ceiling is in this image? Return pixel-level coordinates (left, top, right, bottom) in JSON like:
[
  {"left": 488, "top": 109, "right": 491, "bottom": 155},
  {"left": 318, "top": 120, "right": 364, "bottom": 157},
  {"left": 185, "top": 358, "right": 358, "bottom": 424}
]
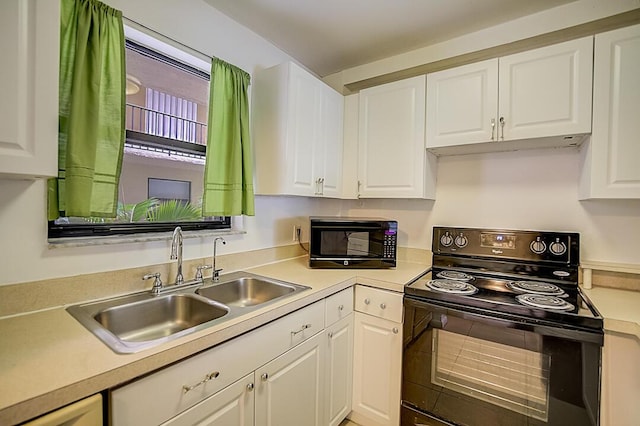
[{"left": 203, "top": 0, "right": 579, "bottom": 77}]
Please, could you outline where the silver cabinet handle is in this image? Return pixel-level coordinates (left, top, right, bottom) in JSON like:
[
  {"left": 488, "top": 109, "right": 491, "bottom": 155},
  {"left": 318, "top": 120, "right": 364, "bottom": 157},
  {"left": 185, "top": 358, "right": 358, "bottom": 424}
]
[
  {"left": 392, "top": 327, "right": 399, "bottom": 334},
  {"left": 319, "top": 177, "right": 325, "bottom": 195},
  {"left": 291, "top": 324, "right": 312, "bottom": 336},
  {"left": 364, "top": 298, "right": 370, "bottom": 305},
  {"left": 338, "top": 304, "right": 344, "bottom": 311},
  {"left": 183, "top": 371, "right": 220, "bottom": 394},
  {"left": 491, "top": 118, "right": 496, "bottom": 140},
  {"left": 247, "top": 382, "right": 254, "bottom": 391},
  {"left": 380, "top": 303, "right": 386, "bottom": 309},
  {"left": 499, "top": 116, "right": 505, "bottom": 140},
  {"left": 261, "top": 373, "right": 269, "bottom": 381}
]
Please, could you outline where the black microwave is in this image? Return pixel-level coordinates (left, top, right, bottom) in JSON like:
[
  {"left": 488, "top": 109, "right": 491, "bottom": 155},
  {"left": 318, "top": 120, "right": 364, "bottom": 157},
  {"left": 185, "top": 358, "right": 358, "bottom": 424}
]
[{"left": 309, "top": 217, "right": 398, "bottom": 268}]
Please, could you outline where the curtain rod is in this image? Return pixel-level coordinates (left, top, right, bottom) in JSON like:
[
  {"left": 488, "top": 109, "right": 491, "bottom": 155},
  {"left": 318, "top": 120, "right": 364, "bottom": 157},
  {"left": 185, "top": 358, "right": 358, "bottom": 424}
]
[{"left": 122, "top": 16, "right": 214, "bottom": 63}]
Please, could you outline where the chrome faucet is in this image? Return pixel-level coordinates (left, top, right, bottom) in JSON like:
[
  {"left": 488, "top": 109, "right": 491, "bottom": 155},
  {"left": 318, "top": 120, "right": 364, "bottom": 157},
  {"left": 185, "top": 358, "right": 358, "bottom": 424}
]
[
  {"left": 170, "top": 226, "right": 184, "bottom": 286},
  {"left": 213, "top": 237, "right": 226, "bottom": 282}
]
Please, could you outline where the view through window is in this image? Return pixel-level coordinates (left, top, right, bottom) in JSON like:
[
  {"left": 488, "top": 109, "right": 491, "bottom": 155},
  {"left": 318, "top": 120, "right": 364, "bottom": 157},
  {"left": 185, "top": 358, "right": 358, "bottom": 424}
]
[{"left": 49, "top": 28, "right": 231, "bottom": 238}]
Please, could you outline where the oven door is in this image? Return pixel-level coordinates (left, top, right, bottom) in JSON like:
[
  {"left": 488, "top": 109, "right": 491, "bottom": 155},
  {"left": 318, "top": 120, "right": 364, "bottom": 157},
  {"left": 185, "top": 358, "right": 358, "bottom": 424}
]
[{"left": 402, "top": 296, "right": 601, "bottom": 426}]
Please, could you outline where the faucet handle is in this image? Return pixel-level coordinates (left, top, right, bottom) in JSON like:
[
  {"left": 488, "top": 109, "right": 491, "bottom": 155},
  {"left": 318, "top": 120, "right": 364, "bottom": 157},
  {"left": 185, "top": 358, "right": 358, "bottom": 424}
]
[
  {"left": 143, "top": 273, "right": 163, "bottom": 295},
  {"left": 213, "top": 268, "right": 223, "bottom": 282},
  {"left": 195, "top": 265, "right": 212, "bottom": 281}
]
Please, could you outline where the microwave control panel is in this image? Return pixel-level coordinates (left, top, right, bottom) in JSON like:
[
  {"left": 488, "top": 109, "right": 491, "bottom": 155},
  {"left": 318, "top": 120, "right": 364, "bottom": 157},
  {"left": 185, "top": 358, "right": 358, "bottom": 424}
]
[{"left": 383, "top": 228, "right": 397, "bottom": 259}]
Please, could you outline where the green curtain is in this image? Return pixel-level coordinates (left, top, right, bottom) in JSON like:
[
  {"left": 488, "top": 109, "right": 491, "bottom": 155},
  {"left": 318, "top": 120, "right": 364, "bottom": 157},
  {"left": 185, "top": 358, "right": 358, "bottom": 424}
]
[
  {"left": 202, "top": 58, "right": 255, "bottom": 216},
  {"left": 48, "top": 0, "right": 125, "bottom": 220}
]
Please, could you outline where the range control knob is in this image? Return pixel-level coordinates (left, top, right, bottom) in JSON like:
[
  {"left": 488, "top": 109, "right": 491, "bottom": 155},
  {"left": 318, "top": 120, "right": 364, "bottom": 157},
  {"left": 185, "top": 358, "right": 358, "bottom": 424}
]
[
  {"left": 440, "top": 232, "right": 453, "bottom": 247},
  {"left": 549, "top": 238, "right": 567, "bottom": 256},
  {"left": 454, "top": 233, "right": 468, "bottom": 248},
  {"left": 530, "top": 237, "right": 547, "bottom": 255}
]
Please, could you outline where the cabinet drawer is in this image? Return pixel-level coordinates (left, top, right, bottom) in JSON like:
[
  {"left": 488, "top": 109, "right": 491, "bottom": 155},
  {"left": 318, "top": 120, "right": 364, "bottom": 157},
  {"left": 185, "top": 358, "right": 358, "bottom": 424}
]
[
  {"left": 325, "top": 287, "right": 354, "bottom": 326},
  {"left": 354, "top": 285, "right": 403, "bottom": 323},
  {"left": 111, "top": 300, "right": 325, "bottom": 426}
]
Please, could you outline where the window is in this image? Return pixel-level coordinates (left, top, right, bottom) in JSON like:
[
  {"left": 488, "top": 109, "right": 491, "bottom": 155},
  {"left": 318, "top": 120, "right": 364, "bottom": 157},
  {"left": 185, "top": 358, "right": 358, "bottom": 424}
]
[{"left": 48, "top": 26, "right": 231, "bottom": 239}]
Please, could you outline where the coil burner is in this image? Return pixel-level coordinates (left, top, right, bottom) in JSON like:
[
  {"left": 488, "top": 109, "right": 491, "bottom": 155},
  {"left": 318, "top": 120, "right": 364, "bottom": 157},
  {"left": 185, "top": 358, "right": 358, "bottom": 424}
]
[
  {"left": 506, "top": 280, "right": 566, "bottom": 296},
  {"left": 436, "top": 271, "right": 474, "bottom": 281},
  {"left": 515, "top": 294, "right": 575, "bottom": 311},
  {"left": 426, "top": 279, "right": 478, "bottom": 295}
]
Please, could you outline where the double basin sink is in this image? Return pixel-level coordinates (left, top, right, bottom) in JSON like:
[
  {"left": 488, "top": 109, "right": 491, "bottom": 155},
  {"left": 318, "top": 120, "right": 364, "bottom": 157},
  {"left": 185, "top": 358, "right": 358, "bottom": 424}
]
[{"left": 67, "top": 271, "right": 310, "bottom": 353}]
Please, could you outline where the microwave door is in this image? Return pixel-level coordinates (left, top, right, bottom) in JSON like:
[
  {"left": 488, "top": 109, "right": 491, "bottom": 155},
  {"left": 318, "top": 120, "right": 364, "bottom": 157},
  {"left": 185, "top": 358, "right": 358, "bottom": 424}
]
[{"left": 320, "top": 231, "right": 373, "bottom": 257}]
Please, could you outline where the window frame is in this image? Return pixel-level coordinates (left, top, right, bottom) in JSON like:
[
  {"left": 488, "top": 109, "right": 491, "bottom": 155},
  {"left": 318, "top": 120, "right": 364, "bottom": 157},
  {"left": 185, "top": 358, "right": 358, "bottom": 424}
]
[{"left": 48, "top": 28, "right": 232, "bottom": 240}]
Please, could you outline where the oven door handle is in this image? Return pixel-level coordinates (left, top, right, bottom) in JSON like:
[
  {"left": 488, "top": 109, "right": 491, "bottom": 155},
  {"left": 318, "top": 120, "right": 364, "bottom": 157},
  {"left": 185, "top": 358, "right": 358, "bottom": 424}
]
[
  {"left": 429, "top": 312, "right": 448, "bottom": 329},
  {"left": 405, "top": 296, "right": 603, "bottom": 345}
]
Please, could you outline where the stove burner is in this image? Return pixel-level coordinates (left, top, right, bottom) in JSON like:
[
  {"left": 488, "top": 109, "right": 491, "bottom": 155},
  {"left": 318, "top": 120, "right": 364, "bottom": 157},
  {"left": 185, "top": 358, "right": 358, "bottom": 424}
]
[
  {"left": 436, "top": 271, "right": 474, "bottom": 281},
  {"left": 507, "top": 281, "right": 566, "bottom": 296},
  {"left": 427, "top": 279, "right": 478, "bottom": 295},
  {"left": 516, "top": 294, "right": 575, "bottom": 311}
]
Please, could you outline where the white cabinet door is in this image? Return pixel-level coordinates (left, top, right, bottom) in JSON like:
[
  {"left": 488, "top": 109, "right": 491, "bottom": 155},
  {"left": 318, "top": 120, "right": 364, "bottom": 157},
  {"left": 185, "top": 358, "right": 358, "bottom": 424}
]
[
  {"left": 319, "top": 89, "right": 345, "bottom": 198},
  {"left": 0, "top": 0, "right": 58, "bottom": 179},
  {"left": 253, "top": 62, "right": 344, "bottom": 198},
  {"left": 426, "top": 59, "right": 499, "bottom": 148},
  {"left": 358, "top": 75, "right": 436, "bottom": 199},
  {"left": 161, "top": 374, "right": 255, "bottom": 426},
  {"left": 579, "top": 24, "right": 640, "bottom": 199},
  {"left": 600, "top": 331, "right": 640, "bottom": 426},
  {"left": 499, "top": 36, "right": 593, "bottom": 141},
  {"left": 287, "top": 64, "right": 323, "bottom": 195},
  {"left": 255, "top": 331, "right": 325, "bottom": 426},
  {"left": 325, "top": 315, "right": 354, "bottom": 426},
  {"left": 351, "top": 312, "right": 402, "bottom": 426},
  {"left": 341, "top": 94, "right": 359, "bottom": 199}
]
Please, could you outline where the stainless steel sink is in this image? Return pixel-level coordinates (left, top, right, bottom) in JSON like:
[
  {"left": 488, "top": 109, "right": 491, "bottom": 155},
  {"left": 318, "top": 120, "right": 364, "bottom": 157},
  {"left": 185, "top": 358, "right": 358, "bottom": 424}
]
[
  {"left": 66, "top": 271, "right": 309, "bottom": 354},
  {"left": 93, "top": 294, "right": 228, "bottom": 342},
  {"left": 67, "top": 292, "right": 230, "bottom": 353},
  {"left": 196, "top": 273, "right": 308, "bottom": 307}
]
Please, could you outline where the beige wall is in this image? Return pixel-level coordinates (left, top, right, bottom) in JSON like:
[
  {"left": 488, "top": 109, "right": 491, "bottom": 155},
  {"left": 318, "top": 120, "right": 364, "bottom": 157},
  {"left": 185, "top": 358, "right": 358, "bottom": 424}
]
[{"left": 344, "top": 146, "right": 640, "bottom": 266}]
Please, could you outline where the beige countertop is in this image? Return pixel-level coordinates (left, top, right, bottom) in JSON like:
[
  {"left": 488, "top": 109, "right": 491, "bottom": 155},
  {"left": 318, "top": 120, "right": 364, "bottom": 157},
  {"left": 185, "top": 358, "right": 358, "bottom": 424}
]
[
  {"left": 0, "top": 256, "right": 429, "bottom": 425},
  {"left": 583, "top": 286, "right": 640, "bottom": 339}
]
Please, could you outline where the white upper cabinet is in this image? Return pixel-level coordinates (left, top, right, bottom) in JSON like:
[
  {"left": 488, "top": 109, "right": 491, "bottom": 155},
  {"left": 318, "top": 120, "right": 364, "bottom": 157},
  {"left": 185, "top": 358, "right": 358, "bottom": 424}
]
[
  {"left": 0, "top": 0, "right": 59, "bottom": 179},
  {"left": 426, "top": 37, "right": 593, "bottom": 154},
  {"left": 358, "top": 75, "right": 436, "bottom": 199},
  {"left": 579, "top": 23, "right": 640, "bottom": 199},
  {"left": 426, "top": 59, "right": 499, "bottom": 148},
  {"left": 253, "top": 62, "right": 344, "bottom": 197}
]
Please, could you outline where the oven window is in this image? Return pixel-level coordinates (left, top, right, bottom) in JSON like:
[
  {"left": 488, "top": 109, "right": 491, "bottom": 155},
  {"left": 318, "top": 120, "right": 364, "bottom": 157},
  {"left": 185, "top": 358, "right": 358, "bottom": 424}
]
[
  {"left": 320, "top": 231, "right": 372, "bottom": 256},
  {"left": 432, "top": 329, "right": 551, "bottom": 422}
]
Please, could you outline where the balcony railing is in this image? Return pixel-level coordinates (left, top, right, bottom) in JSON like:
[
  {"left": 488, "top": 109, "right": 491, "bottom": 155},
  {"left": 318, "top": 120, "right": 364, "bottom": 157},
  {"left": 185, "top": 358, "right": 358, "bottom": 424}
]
[{"left": 125, "top": 103, "right": 208, "bottom": 146}]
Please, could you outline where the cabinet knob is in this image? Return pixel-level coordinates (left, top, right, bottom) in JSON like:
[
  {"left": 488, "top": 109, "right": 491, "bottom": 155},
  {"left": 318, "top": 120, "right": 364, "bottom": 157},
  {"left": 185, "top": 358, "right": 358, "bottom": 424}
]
[
  {"left": 247, "top": 382, "right": 254, "bottom": 391},
  {"left": 328, "top": 331, "right": 333, "bottom": 338},
  {"left": 338, "top": 304, "right": 344, "bottom": 311},
  {"left": 364, "top": 298, "right": 370, "bottom": 305},
  {"left": 393, "top": 327, "right": 399, "bottom": 334},
  {"left": 380, "top": 303, "right": 386, "bottom": 309},
  {"left": 261, "top": 373, "right": 269, "bottom": 381}
]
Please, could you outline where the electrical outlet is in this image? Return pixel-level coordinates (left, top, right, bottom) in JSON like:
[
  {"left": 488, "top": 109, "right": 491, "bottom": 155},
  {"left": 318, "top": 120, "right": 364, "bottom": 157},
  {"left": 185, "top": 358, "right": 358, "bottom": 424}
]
[{"left": 292, "top": 225, "right": 301, "bottom": 242}]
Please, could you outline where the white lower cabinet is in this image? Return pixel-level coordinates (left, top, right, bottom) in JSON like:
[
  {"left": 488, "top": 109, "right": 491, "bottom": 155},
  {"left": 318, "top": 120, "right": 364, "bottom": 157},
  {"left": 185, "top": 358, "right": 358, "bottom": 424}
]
[
  {"left": 326, "top": 315, "right": 354, "bottom": 426},
  {"left": 256, "top": 331, "right": 325, "bottom": 426},
  {"left": 600, "top": 331, "right": 640, "bottom": 426},
  {"left": 350, "top": 286, "right": 403, "bottom": 426},
  {"left": 162, "top": 374, "right": 255, "bottom": 426},
  {"left": 110, "top": 288, "right": 357, "bottom": 426}
]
